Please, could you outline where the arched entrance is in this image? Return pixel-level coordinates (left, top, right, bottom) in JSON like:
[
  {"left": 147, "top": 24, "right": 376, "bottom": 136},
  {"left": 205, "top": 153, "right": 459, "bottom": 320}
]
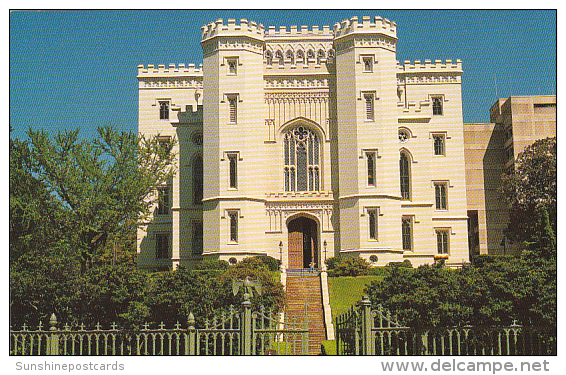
[{"left": 287, "top": 216, "right": 318, "bottom": 269}]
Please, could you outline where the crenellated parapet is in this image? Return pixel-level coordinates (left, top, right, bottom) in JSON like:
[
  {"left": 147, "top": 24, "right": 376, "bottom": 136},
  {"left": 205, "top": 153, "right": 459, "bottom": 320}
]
[
  {"left": 397, "top": 59, "right": 463, "bottom": 85},
  {"left": 201, "top": 18, "right": 265, "bottom": 42},
  {"left": 398, "top": 59, "right": 462, "bottom": 73},
  {"left": 265, "top": 24, "right": 333, "bottom": 37},
  {"left": 137, "top": 64, "right": 203, "bottom": 89},
  {"left": 137, "top": 63, "right": 203, "bottom": 77},
  {"left": 333, "top": 16, "right": 397, "bottom": 40}
]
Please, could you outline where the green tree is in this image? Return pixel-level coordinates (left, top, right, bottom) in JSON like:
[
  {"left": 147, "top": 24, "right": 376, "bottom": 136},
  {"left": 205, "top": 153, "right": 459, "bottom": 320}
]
[
  {"left": 9, "top": 130, "right": 64, "bottom": 265},
  {"left": 500, "top": 137, "right": 556, "bottom": 254},
  {"left": 23, "top": 126, "right": 176, "bottom": 272}
]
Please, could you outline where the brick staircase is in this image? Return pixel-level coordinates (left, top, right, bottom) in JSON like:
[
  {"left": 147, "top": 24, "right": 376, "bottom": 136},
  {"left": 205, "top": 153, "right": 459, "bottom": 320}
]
[{"left": 285, "top": 270, "right": 326, "bottom": 355}]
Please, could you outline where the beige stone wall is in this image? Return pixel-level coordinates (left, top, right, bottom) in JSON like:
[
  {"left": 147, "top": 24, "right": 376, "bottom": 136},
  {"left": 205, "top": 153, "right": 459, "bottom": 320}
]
[{"left": 136, "top": 64, "right": 204, "bottom": 269}]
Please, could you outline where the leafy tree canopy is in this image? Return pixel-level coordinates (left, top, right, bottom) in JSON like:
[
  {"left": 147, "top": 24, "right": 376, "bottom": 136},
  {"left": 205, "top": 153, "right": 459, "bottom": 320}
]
[
  {"left": 500, "top": 137, "right": 556, "bottom": 255},
  {"left": 11, "top": 126, "right": 176, "bottom": 271}
]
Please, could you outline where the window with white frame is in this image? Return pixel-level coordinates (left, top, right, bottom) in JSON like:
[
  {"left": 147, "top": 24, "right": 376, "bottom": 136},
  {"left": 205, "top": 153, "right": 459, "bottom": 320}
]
[
  {"left": 228, "top": 211, "right": 239, "bottom": 242},
  {"left": 364, "top": 93, "right": 375, "bottom": 121},
  {"left": 434, "top": 182, "right": 448, "bottom": 210},
  {"left": 362, "top": 56, "right": 373, "bottom": 72},
  {"left": 227, "top": 95, "right": 238, "bottom": 123},
  {"left": 366, "top": 151, "right": 377, "bottom": 186},
  {"left": 432, "top": 97, "right": 443, "bottom": 116},
  {"left": 227, "top": 58, "right": 238, "bottom": 75},
  {"left": 433, "top": 134, "right": 446, "bottom": 156},
  {"left": 402, "top": 216, "right": 413, "bottom": 251},
  {"left": 368, "top": 208, "right": 379, "bottom": 240},
  {"left": 159, "top": 101, "right": 169, "bottom": 120},
  {"left": 436, "top": 229, "right": 449, "bottom": 254},
  {"left": 228, "top": 153, "right": 238, "bottom": 189},
  {"left": 400, "top": 152, "right": 411, "bottom": 200}
]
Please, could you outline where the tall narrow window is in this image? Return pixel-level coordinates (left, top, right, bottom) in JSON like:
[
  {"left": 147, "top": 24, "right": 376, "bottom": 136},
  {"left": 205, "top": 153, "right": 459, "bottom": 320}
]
[
  {"left": 159, "top": 101, "right": 169, "bottom": 120},
  {"left": 365, "top": 93, "right": 374, "bottom": 121},
  {"left": 367, "top": 152, "right": 376, "bottom": 186},
  {"left": 368, "top": 209, "right": 378, "bottom": 240},
  {"left": 433, "top": 134, "right": 445, "bottom": 156},
  {"left": 283, "top": 127, "right": 320, "bottom": 192},
  {"left": 192, "top": 222, "right": 203, "bottom": 255},
  {"left": 229, "top": 211, "right": 238, "bottom": 242},
  {"left": 155, "top": 233, "right": 170, "bottom": 259},
  {"left": 400, "top": 152, "right": 411, "bottom": 200},
  {"left": 193, "top": 156, "right": 203, "bottom": 205},
  {"left": 436, "top": 229, "right": 449, "bottom": 254},
  {"left": 402, "top": 217, "right": 412, "bottom": 251},
  {"left": 157, "top": 186, "right": 170, "bottom": 215},
  {"left": 435, "top": 182, "right": 448, "bottom": 210},
  {"left": 228, "top": 96, "right": 238, "bottom": 123},
  {"left": 432, "top": 97, "right": 443, "bottom": 115},
  {"left": 228, "top": 153, "right": 238, "bottom": 189}
]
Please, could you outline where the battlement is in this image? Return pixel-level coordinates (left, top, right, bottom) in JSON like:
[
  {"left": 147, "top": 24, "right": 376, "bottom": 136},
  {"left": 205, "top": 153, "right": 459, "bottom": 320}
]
[
  {"left": 172, "top": 104, "right": 203, "bottom": 125},
  {"left": 397, "top": 59, "right": 463, "bottom": 73},
  {"left": 201, "top": 19, "right": 265, "bottom": 41},
  {"left": 264, "top": 24, "right": 333, "bottom": 37},
  {"left": 137, "top": 63, "right": 203, "bottom": 77},
  {"left": 333, "top": 16, "right": 397, "bottom": 39}
]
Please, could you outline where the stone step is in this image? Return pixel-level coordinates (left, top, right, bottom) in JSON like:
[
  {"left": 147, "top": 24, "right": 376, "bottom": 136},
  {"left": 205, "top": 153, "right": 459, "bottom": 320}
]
[{"left": 285, "top": 275, "right": 327, "bottom": 355}]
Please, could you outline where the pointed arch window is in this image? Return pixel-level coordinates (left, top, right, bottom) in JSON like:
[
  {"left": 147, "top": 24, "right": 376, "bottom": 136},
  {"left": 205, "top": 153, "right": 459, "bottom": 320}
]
[
  {"left": 275, "top": 50, "right": 284, "bottom": 66},
  {"left": 317, "top": 49, "right": 326, "bottom": 64},
  {"left": 286, "top": 50, "right": 294, "bottom": 65},
  {"left": 265, "top": 50, "right": 273, "bottom": 66},
  {"left": 284, "top": 126, "right": 320, "bottom": 192},
  {"left": 400, "top": 152, "right": 411, "bottom": 200}
]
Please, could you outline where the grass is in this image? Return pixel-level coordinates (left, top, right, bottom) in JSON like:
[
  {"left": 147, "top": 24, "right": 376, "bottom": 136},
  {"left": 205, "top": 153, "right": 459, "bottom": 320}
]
[{"left": 327, "top": 275, "right": 383, "bottom": 320}]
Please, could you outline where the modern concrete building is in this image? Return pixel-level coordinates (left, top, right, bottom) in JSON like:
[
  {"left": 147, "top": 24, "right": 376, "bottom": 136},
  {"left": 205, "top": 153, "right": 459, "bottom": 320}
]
[
  {"left": 464, "top": 95, "right": 556, "bottom": 255},
  {"left": 136, "top": 16, "right": 471, "bottom": 270}
]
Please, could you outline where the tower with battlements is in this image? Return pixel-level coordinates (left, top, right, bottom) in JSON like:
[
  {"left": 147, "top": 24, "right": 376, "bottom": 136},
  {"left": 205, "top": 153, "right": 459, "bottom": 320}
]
[{"left": 137, "top": 16, "right": 469, "bottom": 270}]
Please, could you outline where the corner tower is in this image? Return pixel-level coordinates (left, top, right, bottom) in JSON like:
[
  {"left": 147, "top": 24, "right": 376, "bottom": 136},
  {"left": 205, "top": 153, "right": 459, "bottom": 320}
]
[
  {"left": 200, "top": 19, "right": 267, "bottom": 259},
  {"left": 334, "top": 17, "right": 404, "bottom": 257}
]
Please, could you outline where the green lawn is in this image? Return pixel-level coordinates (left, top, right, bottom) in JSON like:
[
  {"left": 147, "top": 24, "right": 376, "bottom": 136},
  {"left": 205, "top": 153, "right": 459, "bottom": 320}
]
[{"left": 327, "top": 275, "right": 383, "bottom": 319}]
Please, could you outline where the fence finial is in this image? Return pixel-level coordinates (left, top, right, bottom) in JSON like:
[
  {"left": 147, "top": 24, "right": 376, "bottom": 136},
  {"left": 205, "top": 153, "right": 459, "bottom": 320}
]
[{"left": 49, "top": 313, "right": 58, "bottom": 331}]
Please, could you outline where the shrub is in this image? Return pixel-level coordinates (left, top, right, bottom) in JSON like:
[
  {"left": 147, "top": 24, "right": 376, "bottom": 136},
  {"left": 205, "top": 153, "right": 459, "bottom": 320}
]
[
  {"left": 326, "top": 256, "right": 370, "bottom": 277},
  {"left": 240, "top": 255, "right": 281, "bottom": 271},
  {"left": 386, "top": 259, "right": 413, "bottom": 269}
]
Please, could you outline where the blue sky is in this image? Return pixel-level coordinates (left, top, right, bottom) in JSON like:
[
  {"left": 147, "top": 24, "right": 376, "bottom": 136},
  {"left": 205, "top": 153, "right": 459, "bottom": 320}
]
[{"left": 9, "top": 10, "right": 556, "bottom": 140}]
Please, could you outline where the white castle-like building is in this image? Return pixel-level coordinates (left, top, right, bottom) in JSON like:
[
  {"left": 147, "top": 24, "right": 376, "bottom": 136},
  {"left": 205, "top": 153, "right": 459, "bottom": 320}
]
[{"left": 137, "top": 16, "right": 470, "bottom": 270}]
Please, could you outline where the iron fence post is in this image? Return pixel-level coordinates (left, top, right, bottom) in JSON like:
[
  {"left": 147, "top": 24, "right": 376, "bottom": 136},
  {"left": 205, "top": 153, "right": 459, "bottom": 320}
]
[
  {"left": 187, "top": 312, "right": 196, "bottom": 355},
  {"left": 241, "top": 294, "right": 252, "bottom": 355},
  {"left": 360, "top": 296, "right": 373, "bottom": 355},
  {"left": 47, "top": 313, "right": 59, "bottom": 355}
]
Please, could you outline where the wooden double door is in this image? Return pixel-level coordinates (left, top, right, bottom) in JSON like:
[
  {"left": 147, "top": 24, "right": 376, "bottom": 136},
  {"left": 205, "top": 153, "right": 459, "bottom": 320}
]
[{"left": 288, "top": 217, "right": 318, "bottom": 269}]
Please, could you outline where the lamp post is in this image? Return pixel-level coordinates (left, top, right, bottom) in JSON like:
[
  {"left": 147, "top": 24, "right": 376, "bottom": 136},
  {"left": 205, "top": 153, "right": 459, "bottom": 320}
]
[
  {"left": 323, "top": 240, "right": 327, "bottom": 263},
  {"left": 279, "top": 241, "right": 283, "bottom": 268}
]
